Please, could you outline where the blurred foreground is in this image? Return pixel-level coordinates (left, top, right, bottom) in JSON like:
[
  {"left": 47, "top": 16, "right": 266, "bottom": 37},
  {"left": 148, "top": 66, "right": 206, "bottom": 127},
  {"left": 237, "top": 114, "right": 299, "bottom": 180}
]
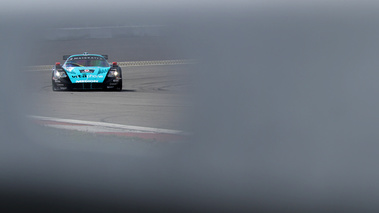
[{"left": 2, "top": 1, "right": 379, "bottom": 212}]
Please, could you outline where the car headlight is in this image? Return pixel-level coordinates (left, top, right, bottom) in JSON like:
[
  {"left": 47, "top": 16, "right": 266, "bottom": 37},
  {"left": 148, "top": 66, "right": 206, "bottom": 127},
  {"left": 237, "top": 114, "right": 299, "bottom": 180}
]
[
  {"left": 54, "top": 69, "right": 67, "bottom": 78},
  {"left": 107, "top": 70, "right": 119, "bottom": 77}
]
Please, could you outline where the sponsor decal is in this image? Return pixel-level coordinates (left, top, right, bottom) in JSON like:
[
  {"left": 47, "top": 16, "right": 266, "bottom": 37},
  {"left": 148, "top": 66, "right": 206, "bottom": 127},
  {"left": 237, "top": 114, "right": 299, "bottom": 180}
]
[
  {"left": 71, "top": 74, "right": 104, "bottom": 79},
  {"left": 71, "top": 74, "right": 84, "bottom": 79},
  {"left": 66, "top": 67, "right": 108, "bottom": 83},
  {"left": 69, "top": 56, "right": 102, "bottom": 60},
  {"left": 80, "top": 69, "right": 95, "bottom": 73},
  {"left": 76, "top": 80, "right": 99, "bottom": 83}
]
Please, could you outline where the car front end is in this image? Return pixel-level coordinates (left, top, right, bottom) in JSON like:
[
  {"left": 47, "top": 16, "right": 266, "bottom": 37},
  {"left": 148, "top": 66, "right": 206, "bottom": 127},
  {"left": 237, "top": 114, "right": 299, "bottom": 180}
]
[{"left": 52, "top": 53, "right": 122, "bottom": 91}]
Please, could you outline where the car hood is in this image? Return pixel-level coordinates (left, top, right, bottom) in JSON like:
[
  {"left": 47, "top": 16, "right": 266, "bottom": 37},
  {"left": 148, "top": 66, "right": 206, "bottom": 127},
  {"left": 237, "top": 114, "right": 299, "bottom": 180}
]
[{"left": 64, "top": 66, "right": 110, "bottom": 83}]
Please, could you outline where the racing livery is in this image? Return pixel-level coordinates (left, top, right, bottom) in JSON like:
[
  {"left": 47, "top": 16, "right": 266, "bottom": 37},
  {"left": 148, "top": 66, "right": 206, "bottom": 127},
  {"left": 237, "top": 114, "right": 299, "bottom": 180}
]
[{"left": 52, "top": 53, "right": 122, "bottom": 91}]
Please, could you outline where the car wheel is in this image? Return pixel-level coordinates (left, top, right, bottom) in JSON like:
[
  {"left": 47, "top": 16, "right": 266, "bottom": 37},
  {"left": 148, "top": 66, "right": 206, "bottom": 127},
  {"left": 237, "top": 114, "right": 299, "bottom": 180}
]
[
  {"left": 111, "top": 81, "right": 122, "bottom": 91},
  {"left": 116, "top": 81, "right": 122, "bottom": 91},
  {"left": 52, "top": 82, "right": 58, "bottom": 91}
]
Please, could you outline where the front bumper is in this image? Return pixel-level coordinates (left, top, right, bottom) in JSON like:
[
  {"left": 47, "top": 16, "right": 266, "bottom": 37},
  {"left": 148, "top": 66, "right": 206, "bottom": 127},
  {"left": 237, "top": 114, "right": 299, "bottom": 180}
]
[{"left": 52, "top": 77, "right": 122, "bottom": 90}]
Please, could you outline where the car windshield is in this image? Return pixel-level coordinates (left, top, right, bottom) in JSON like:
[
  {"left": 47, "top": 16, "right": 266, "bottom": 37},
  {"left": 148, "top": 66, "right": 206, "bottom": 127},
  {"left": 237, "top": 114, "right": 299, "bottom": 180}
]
[{"left": 64, "top": 56, "right": 109, "bottom": 67}]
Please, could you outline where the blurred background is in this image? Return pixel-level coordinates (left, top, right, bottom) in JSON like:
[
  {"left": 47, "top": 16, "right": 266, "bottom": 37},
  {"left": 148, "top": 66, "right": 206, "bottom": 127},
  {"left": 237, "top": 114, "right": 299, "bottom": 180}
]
[{"left": 2, "top": 0, "right": 379, "bottom": 212}]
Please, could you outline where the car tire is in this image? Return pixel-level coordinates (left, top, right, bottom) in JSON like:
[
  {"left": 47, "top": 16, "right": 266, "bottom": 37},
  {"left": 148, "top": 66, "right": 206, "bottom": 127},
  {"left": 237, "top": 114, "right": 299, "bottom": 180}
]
[
  {"left": 116, "top": 81, "right": 122, "bottom": 91},
  {"left": 52, "top": 82, "right": 58, "bottom": 91}
]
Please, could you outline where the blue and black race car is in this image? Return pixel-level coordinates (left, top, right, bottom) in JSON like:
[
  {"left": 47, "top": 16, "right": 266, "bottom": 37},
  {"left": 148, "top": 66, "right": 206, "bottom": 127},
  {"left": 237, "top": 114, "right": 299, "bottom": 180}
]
[{"left": 52, "top": 52, "right": 122, "bottom": 91}]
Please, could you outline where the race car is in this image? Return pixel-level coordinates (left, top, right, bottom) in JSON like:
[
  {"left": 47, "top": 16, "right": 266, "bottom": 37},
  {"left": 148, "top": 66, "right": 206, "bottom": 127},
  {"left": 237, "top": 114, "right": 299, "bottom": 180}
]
[{"left": 52, "top": 52, "right": 122, "bottom": 91}]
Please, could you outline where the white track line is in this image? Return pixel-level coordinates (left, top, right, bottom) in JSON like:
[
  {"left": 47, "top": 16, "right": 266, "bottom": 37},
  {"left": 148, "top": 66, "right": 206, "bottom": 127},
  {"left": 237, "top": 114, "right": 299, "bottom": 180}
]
[{"left": 30, "top": 115, "right": 185, "bottom": 135}]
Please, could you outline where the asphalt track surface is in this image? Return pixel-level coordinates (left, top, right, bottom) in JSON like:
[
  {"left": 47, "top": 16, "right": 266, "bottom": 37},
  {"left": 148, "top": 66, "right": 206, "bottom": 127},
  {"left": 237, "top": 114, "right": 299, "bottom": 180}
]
[
  {"left": 25, "top": 37, "right": 193, "bottom": 132},
  {"left": 8, "top": 8, "right": 379, "bottom": 212},
  {"left": 26, "top": 64, "right": 192, "bottom": 131}
]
